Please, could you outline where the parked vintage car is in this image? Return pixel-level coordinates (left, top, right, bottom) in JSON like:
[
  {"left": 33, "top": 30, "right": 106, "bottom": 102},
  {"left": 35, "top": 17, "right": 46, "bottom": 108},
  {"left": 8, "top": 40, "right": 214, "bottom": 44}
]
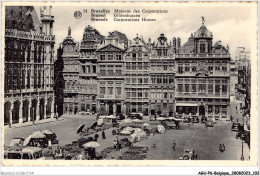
[
  {"left": 201, "top": 116, "right": 207, "bottom": 123},
  {"left": 128, "top": 113, "right": 143, "bottom": 120},
  {"left": 191, "top": 116, "right": 199, "bottom": 123},
  {"left": 231, "top": 123, "right": 241, "bottom": 132},
  {"left": 179, "top": 149, "right": 198, "bottom": 160},
  {"left": 205, "top": 121, "right": 214, "bottom": 127},
  {"left": 183, "top": 117, "right": 191, "bottom": 123},
  {"left": 4, "top": 147, "right": 45, "bottom": 160}
]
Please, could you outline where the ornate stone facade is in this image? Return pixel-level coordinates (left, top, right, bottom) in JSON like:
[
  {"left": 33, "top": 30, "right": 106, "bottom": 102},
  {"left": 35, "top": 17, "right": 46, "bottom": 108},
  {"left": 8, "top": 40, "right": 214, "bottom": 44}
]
[
  {"left": 4, "top": 6, "right": 55, "bottom": 125},
  {"left": 175, "top": 21, "right": 231, "bottom": 120},
  {"left": 56, "top": 19, "right": 231, "bottom": 120}
]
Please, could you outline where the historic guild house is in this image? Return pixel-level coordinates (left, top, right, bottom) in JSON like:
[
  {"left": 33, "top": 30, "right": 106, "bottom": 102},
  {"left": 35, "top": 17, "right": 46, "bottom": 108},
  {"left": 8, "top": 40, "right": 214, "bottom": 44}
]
[{"left": 55, "top": 18, "right": 231, "bottom": 120}]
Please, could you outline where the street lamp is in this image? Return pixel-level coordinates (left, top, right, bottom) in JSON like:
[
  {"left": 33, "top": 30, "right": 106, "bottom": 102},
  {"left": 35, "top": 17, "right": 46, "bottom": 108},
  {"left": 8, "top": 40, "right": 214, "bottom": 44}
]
[{"left": 240, "top": 105, "right": 245, "bottom": 161}]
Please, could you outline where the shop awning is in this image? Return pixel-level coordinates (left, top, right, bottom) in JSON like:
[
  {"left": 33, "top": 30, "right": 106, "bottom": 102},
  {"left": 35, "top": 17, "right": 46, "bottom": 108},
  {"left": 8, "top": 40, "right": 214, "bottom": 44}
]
[{"left": 176, "top": 103, "right": 198, "bottom": 107}]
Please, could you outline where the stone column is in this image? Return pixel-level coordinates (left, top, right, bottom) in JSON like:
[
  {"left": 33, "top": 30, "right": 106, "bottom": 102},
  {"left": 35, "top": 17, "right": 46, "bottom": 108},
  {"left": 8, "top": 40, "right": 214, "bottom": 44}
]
[
  {"left": 213, "top": 105, "right": 215, "bottom": 119},
  {"left": 121, "top": 101, "right": 124, "bottom": 115},
  {"left": 205, "top": 105, "right": 208, "bottom": 117},
  {"left": 28, "top": 100, "right": 32, "bottom": 122},
  {"left": 123, "top": 102, "right": 126, "bottom": 117},
  {"left": 36, "top": 100, "right": 40, "bottom": 121},
  {"left": 43, "top": 98, "right": 47, "bottom": 119},
  {"left": 227, "top": 105, "right": 230, "bottom": 120},
  {"left": 105, "top": 103, "right": 108, "bottom": 115},
  {"left": 97, "top": 101, "right": 100, "bottom": 113},
  {"left": 51, "top": 97, "right": 55, "bottom": 118},
  {"left": 130, "top": 104, "right": 132, "bottom": 113},
  {"left": 196, "top": 106, "right": 199, "bottom": 117},
  {"left": 19, "top": 103, "right": 23, "bottom": 123},
  {"left": 148, "top": 101, "right": 151, "bottom": 116},
  {"left": 9, "top": 103, "right": 14, "bottom": 126},
  {"left": 113, "top": 103, "right": 116, "bottom": 116},
  {"left": 166, "top": 103, "right": 169, "bottom": 116}
]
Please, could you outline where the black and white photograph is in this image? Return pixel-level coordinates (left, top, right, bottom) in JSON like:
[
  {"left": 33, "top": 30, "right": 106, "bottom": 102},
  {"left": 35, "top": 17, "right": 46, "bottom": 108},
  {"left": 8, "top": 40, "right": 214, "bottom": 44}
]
[{"left": 1, "top": 1, "right": 258, "bottom": 171}]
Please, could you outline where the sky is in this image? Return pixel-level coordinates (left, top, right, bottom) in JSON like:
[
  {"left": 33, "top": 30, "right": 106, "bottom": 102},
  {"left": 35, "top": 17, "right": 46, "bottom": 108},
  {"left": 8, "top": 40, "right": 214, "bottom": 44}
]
[{"left": 35, "top": 3, "right": 254, "bottom": 59}]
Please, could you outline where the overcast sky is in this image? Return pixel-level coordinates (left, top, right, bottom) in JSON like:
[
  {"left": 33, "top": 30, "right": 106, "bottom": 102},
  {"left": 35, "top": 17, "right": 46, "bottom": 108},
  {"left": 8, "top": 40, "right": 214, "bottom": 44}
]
[{"left": 36, "top": 4, "right": 253, "bottom": 58}]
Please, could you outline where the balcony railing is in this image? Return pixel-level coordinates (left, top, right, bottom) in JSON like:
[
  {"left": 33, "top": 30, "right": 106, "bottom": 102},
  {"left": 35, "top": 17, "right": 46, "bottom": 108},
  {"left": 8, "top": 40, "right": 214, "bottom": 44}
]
[
  {"left": 176, "top": 53, "right": 230, "bottom": 58},
  {"left": 177, "top": 92, "right": 229, "bottom": 97},
  {"left": 98, "top": 94, "right": 124, "bottom": 99},
  {"left": 5, "top": 29, "right": 55, "bottom": 42}
]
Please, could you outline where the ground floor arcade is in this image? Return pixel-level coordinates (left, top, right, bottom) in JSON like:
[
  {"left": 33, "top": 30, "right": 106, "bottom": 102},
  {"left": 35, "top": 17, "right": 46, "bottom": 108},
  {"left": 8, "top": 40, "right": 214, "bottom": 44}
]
[
  {"left": 175, "top": 98, "right": 230, "bottom": 120},
  {"left": 97, "top": 100, "right": 125, "bottom": 116},
  {"left": 4, "top": 93, "right": 55, "bottom": 126}
]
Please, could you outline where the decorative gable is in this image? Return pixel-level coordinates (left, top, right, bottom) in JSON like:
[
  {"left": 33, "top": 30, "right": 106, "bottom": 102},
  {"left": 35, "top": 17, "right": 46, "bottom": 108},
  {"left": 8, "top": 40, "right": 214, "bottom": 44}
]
[{"left": 97, "top": 44, "right": 124, "bottom": 52}]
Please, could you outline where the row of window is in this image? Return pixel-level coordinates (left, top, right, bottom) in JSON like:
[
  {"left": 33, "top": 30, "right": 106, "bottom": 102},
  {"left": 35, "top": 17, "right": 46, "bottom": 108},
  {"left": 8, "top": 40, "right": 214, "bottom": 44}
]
[
  {"left": 5, "top": 68, "right": 52, "bottom": 92},
  {"left": 150, "top": 92, "right": 174, "bottom": 99},
  {"left": 5, "top": 41, "right": 47, "bottom": 64},
  {"left": 177, "top": 78, "right": 228, "bottom": 83},
  {"left": 99, "top": 54, "right": 122, "bottom": 61},
  {"left": 151, "top": 75, "right": 175, "bottom": 84},
  {"left": 125, "top": 62, "right": 149, "bottom": 70},
  {"left": 100, "top": 87, "right": 122, "bottom": 95},
  {"left": 100, "top": 69, "right": 123, "bottom": 76},
  {"left": 64, "top": 64, "right": 78, "bottom": 71},
  {"left": 126, "top": 77, "right": 149, "bottom": 84},
  {"left": 126, "top": 92, "right": 149, "bottom": 98},
  {"left": 150, "top": 63, "right": 174, "bottom": 72},
  {"left": 178, "top": 65, "right": 228, "bottom": 74},
  {"left": 177, "top": 84, "right": 228, "bottom": 94},
  {"left": 82, "top": 65, "right": 96, "bottom": 74}
]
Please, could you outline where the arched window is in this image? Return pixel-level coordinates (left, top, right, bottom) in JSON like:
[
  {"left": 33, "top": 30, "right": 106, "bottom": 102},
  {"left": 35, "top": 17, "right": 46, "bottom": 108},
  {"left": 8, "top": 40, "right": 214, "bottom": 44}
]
[
  {"left": 27, "top": 45, "right": 31, "bottom": 62},
  {"left": 38, "top": 46, "right": 42, "bottom": 63},
  {"left": 34, "top": 45, "right": 37, "bottom": 63},
  {"left": 21, "top": 44, "right": 26, "bottom": 62},
  {"left": 38, "top": 69, "right": 41, "bottom": 88},
  {"left": 34, "top": 69, "right": 37, "bottom": 88},
  {"left": 22, "top": 69, "right": 26, "bottom": 89},
  {"left": 10, "top": 43, "right": 14, "bottom": 62},
  {"left": 13, "top": 68, "right": 17, "bottom": 90},
  {"left": 17, "top": 68, "right": 21, "bottom": 90},
  {"left": 27, "top": 70, "right": 31, "bottom": 89}
]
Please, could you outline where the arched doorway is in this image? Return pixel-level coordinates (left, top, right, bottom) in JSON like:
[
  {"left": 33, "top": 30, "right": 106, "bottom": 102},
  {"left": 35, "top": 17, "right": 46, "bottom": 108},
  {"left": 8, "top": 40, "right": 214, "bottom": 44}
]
[
  {"left": 39, "top": 99, "right": 45, "bottom": 120},
  {"left": 117, "top": 104, "right": 121, "bottom": 114},
  {"left": 46, "top": 97, "right": 52, "bottom": 118},
  {"left": 13, "top": 101, "right": 20, "bottom": 124},
  {"left": 199, "top": 106, "right": 205, "bottom": 117},
  {"left": 109, "top": 105, "right": 113, "bottom": 115},
  {"left": 22, "top": 100, "right": 29, "bottom": 122},
  {"left": 4, "top": 102, "right": 11, "bottom": 125},
  {"left": 31, "top": 99, "right": 37, "bottom": 122}
]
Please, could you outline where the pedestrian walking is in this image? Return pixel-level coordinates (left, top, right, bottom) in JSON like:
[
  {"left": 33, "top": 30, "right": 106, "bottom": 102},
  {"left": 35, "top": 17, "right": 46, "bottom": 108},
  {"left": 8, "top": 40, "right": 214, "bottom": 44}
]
[
  {"left": 219, "top": 141, "right": 225, "bottom": 152},
  {"left": 102, "top": 130, "right": 106, "bottom": 139},
  {"left": 48, "top": 139, "right": 52, "bottom": 147},
  {"left": 113, "top": 140, "right": 117, "bottom": 149},
  {"left": 172, "top": 140, "right": 176, "bottom": 151}
]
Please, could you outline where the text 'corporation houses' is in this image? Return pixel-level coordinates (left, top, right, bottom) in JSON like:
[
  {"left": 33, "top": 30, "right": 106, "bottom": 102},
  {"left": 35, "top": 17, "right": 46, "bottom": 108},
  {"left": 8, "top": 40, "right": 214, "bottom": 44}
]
[{"left": 54, "top": 18, "right": 231, "bottom": 121}]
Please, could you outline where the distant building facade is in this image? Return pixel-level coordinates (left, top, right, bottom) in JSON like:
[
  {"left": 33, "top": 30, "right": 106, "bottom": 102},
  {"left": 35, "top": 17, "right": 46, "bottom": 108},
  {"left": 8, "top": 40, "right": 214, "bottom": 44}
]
[
  {"left": 234, "top": 47, "right": 251, "bottom": 113},
  {"left": 4, "top": 6, "right": 55, "bottom": 125}
]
